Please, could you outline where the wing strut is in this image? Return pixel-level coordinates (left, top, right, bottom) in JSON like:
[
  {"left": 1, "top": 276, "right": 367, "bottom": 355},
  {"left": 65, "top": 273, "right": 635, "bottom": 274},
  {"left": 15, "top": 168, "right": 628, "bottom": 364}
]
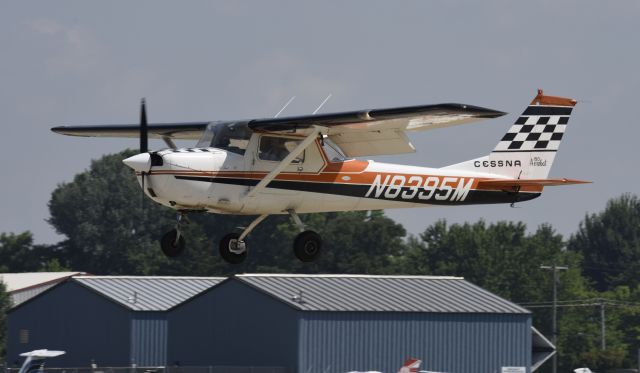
[
  {"left": 162, "top": 136, "right": 177, "bottom": 149},
  {"left": 245, "top": 125, "right": 328, "bottom": 199}
]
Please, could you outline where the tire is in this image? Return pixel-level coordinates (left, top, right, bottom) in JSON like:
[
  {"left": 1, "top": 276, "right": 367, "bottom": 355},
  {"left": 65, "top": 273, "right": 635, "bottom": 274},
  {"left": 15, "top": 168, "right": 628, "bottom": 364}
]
[
  {"left": 160, "top": 229, "right": 186, "bottom": 258},
  {"left": 219, "top": 233, "right": 248, "bottom": 264},
  {"left": 293, "top": 230, "right": 322, "bottom": 262}
]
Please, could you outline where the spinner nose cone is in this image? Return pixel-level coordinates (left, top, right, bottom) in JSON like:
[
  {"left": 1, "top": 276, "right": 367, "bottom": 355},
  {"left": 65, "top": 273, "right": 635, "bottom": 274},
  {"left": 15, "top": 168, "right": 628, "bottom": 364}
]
[{"left": 123, "top": 153, "right": 151, "bottom": 172}]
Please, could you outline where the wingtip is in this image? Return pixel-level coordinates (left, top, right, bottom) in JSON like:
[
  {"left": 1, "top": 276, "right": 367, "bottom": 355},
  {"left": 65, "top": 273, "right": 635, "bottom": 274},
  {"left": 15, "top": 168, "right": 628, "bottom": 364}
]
[
  {"left": 449, "top": 103, "right": 507, "bottom": 118},
  {"left": 488, "top": 110, "right": 508, "bottom": 118}
]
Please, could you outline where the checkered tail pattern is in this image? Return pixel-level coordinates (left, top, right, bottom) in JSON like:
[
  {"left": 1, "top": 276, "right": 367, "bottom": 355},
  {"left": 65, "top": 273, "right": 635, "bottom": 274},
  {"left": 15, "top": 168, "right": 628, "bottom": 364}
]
[{"left": 492, "top": 105, "right": 573, "bottom": 153}]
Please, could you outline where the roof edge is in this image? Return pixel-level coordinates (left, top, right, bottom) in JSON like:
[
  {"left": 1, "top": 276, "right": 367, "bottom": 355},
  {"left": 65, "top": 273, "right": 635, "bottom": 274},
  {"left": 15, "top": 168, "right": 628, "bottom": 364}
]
[
  {"left": 237, "top": 273, "right": 463, "bottom": 280},
  {"left": 72, "top": 275, "right": 225, "bottom": 280}
]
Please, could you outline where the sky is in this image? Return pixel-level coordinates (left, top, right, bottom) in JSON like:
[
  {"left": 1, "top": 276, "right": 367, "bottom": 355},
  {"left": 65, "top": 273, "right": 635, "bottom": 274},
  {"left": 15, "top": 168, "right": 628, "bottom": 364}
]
[{"left": 1, "top": 1, "right": 638, "bottom": 245}]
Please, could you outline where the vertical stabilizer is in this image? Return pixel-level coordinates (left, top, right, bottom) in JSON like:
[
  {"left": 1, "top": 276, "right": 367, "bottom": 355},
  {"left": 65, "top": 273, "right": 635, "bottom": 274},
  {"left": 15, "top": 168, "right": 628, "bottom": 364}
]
[
  {"left": 398, "top": 358, "right": 422, "bottom": 373},
  {"left": 443, "top": 90, "right": 577, "bottom": 179}
]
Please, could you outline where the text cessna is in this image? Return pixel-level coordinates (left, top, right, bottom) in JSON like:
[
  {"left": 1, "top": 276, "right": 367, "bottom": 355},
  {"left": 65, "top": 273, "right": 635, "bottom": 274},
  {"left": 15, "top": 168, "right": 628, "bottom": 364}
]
[{"left": 365, "top": 174, "right": 474, "bottom": 202}]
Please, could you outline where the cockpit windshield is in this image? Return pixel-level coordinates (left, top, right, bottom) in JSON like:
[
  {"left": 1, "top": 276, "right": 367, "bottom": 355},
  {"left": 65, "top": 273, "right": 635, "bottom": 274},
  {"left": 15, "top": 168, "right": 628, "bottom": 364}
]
[{"left": 196, "top": 121, "right": 252, "bottom": 155}]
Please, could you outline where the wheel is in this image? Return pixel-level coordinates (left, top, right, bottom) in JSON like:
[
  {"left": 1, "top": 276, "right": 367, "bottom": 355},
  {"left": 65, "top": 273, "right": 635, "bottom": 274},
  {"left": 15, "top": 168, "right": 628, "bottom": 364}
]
[
  {"left": 219, "top": 233, "right": 248, "bottom": 264},
  {"left": 160, "top": 229, "right": 186, "bottom": 257},
  {"left": 293, "top": 230, "right": 322, "bottom": 262}
]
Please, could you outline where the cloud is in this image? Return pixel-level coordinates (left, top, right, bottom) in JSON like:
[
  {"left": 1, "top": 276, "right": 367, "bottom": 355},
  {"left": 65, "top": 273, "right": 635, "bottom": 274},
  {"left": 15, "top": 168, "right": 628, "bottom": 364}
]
[
  {"left": 26, "top": 18, "right": 106, "bottom": 75},
  {"left": 228, "top": 51, "right": 351, "bottom": 115},
  {"left": 27, "top": 18, "right": 63, "bottom": 36}
]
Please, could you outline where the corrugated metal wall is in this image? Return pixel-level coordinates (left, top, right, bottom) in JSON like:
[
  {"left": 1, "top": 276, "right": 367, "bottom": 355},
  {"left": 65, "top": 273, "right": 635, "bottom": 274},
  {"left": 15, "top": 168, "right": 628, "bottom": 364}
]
[
  {"left": 7, "top": 282, "right": 131, "bottom": 367},
  {"left": 167, "top": 280, "right": 298, "bottom": 371},
  {"left": 299, "top": 312, "right": 531, "bottom": 373},
  {"left": 131, "top": 313, "right": 168, "bottom": 366}
]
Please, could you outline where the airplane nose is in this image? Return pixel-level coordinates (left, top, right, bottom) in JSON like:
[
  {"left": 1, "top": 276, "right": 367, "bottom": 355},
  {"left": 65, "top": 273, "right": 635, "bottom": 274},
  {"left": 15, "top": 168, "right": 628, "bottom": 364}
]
[{"left": 123, "top": 153, "right": 151, "bottom": 172}]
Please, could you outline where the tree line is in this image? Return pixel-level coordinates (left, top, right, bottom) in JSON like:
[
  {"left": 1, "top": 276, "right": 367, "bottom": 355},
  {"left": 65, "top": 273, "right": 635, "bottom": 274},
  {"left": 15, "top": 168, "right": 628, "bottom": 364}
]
[{"left": 2, "top": 149, "right": 640, "bottom": 372}]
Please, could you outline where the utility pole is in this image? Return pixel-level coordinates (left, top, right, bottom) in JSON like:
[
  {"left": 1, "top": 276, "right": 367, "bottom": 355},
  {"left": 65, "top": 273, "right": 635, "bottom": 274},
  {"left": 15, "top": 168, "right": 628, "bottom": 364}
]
[
  {"left": 541, "top": 264, "right": 568, "bottom": 373},
  {"left": 599, "top": 299, "right": 606, "bottom": 350}
]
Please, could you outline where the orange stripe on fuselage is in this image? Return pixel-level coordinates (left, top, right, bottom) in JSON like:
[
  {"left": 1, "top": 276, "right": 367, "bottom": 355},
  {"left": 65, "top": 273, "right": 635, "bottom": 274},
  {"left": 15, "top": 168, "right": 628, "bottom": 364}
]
[{"left": 143, "top": 167, "right": 544, "bottom": 193}]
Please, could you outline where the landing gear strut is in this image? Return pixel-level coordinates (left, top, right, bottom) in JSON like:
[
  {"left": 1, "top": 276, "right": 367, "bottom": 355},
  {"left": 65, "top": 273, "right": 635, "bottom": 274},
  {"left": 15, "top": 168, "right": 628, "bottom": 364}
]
[
  {"left": 160, "top": 212, "right": 187, "bottom": 257},
  {"left": 219, "top": 214, "right": 268, "bottom": 264},
  {"left": 288, "top": 209, "right": 322, "bottom": 262}
]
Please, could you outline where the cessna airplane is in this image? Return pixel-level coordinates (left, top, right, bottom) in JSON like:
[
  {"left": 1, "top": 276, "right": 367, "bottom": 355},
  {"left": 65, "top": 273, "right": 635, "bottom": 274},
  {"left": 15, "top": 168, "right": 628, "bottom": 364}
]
[
  {"left": 17, "top": 350, "right": 65, "bottom": 373},
  {"left": 347, "top": 358, "right": 446, "bottom": 373},
  {"left": 52, "top": 90, "right": 588, "bottom": 264}
]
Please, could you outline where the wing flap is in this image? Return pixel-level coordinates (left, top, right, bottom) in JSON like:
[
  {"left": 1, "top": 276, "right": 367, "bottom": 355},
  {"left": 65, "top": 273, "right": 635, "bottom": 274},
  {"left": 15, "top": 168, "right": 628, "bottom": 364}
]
[
  {"left": 51, "top": 122, "right": 210, "bottom": 140},
  {"left": 329, "top": 130, "right": 415, "bottom": 157}
]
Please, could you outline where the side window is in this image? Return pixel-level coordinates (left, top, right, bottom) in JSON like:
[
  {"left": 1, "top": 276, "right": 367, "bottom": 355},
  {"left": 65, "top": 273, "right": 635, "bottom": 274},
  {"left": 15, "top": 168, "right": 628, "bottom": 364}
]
[{"left": 258, "top": 136, "right": 304, "bottom": 163}]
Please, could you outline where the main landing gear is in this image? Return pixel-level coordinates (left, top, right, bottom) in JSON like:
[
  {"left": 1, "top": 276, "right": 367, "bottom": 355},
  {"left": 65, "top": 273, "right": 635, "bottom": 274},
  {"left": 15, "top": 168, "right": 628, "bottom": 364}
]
[
  {"left": 159, "top": 210, "right": 323, "bottom": 264},
  {"left": 217, "top": 210, "right": 322, "bottom": 264},
  {"left": 288, "top": 209, "right": 322, "bottom": 262},
  {"left": 218, "top": 214, "right": 268, "bottom": 264}
]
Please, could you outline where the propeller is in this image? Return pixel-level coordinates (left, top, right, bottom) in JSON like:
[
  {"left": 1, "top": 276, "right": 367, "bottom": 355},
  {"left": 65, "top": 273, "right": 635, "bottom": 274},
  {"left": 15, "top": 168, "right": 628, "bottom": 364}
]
[
  {"left": 140, "top": 98, "right": 148, "bottom": 207},
  {"left": 140, "top": 98, "right": 148, "bottom": 153}
]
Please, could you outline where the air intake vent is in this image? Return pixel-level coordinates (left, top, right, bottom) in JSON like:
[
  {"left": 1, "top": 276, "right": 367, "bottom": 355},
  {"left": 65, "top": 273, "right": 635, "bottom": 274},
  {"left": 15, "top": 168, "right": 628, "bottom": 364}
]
[{"left": 150, "top": 153, "right": 163, "bottom": 166}]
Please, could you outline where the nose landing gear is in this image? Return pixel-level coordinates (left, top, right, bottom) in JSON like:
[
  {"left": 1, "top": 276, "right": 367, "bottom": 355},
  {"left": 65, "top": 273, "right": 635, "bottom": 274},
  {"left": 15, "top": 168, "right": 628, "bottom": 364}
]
[{"left": 160, "top": 212, "right": 188, "bottom": 257}]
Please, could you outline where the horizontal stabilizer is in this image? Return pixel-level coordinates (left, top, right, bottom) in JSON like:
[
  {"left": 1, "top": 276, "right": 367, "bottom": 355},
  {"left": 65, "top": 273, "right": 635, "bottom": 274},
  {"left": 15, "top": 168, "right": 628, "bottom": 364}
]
[{"left": 478, "top": 178, "right": 591, "bottom": 190}]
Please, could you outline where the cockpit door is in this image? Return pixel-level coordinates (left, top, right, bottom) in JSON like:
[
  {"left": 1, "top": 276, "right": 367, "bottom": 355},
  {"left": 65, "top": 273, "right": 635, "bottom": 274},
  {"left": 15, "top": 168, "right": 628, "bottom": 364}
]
[{"left": 250, "top": 134, "right": 324, "bottom": 174}]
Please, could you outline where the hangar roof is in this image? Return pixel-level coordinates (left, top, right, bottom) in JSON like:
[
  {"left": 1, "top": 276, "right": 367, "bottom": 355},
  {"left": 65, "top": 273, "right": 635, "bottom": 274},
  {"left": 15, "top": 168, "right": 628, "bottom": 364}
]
[
  {"left": 0, "top": 272, "right": 87, "bottom": 293},
  {"left": 0, "top": 272, "right": 89, "bottom": 306},
  {"left": 73, "top": 276, "right": 224, "bottom": 311},
  {"left": 235, "top": 274, "right": 529, "bottom": 314}
]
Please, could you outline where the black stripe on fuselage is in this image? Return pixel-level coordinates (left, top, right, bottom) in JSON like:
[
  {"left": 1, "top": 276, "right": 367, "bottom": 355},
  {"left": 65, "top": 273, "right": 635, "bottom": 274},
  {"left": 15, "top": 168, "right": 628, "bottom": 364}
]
[{"left": 174, "top": 176, "right": 540, "bottom": 205}]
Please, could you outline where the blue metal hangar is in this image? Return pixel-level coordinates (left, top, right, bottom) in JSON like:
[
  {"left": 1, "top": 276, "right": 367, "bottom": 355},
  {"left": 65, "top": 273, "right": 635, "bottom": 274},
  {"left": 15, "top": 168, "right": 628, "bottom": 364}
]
[{"left": 6, "top": 274, "right": 553, "bottom": 373}]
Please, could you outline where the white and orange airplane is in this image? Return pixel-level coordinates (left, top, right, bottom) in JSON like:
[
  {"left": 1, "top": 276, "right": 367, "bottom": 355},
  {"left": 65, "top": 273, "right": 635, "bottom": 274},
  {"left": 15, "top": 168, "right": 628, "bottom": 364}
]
[
  {"left": 347, "top": 358, "right": 445, "bottom": 373},
  {"left": 52, "top": 90, "right": 588, "bottom": 264}
]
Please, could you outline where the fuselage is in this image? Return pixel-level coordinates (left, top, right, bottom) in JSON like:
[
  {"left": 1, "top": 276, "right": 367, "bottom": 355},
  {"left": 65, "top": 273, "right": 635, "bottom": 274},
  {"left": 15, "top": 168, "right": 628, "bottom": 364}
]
[{"left": 133, "top": 136, "right": 540, "bottom": 215}]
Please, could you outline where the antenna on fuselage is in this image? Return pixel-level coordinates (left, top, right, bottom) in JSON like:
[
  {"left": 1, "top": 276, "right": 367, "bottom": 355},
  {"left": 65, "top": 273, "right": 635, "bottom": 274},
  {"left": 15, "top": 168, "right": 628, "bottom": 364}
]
[
  {"left": 312, "top": 94, "right": 332, "bottom": 115},
  {"left": 274, "top": 96, "right": 296, "bottom": 118}
]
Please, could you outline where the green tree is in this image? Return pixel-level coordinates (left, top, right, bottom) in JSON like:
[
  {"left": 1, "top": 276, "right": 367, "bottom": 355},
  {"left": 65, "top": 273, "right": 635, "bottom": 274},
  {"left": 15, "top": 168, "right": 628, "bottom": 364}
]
[
  {"left": 0, "top": 231, "right": 65, "bottom": 272},
  {"left": 399, "top": 220, "right": 584, "bottom": 302},
  {"left": 0, "top": 281, "right": 10, "bottom": 363},
  {"left": 568, "top": 194, "right": 640, "bottom": 292}
]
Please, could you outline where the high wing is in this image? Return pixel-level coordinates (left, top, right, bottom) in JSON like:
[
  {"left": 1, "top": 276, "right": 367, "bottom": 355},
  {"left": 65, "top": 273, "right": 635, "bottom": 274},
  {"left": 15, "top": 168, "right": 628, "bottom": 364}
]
[
  {"left": 249, "top": 103, "right": 506, "bottom": 157},
  {"left": 51, "top": 102, "right": 505, "bottom": 157},
  {"left": 51, "top": 122, "right": 210, "bottom": 140}
]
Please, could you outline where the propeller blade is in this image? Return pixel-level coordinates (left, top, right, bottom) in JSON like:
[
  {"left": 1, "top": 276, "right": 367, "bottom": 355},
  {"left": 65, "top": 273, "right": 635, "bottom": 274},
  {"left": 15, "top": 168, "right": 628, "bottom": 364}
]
[
  {"left": 141, "top": 171, "right": 146, "bottom": 211},
  {"left": 140, "top": 98, "right": 148, "bottom": 153}
]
